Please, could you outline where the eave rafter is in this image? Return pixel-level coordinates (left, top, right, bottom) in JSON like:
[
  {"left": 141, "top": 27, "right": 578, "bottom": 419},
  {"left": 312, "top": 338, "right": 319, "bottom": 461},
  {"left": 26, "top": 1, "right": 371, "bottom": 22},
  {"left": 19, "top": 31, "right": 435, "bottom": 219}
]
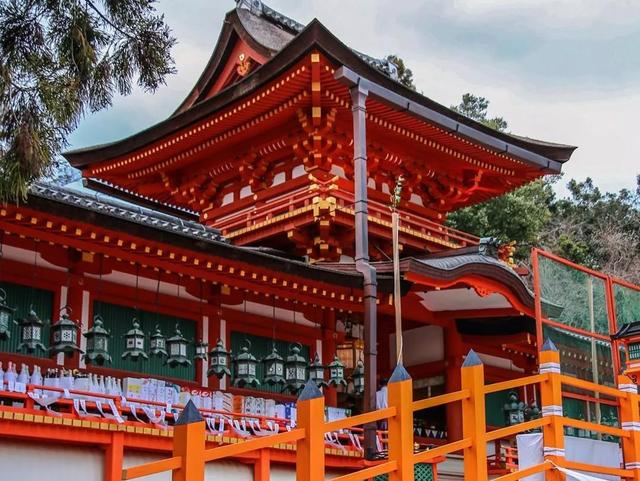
[{"left": 86, "top": 63, "right": 312, "bottom": 181}]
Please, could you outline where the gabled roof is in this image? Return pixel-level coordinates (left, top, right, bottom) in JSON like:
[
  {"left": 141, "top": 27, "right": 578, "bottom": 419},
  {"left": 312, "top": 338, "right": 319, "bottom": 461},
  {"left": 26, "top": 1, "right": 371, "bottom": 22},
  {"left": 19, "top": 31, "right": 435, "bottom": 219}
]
[
  {"left": 175, "top": 0, "right": 400, "bottom": 115},
  {"left": 64, "top": 0, "right": 576, "bottom": 170}
]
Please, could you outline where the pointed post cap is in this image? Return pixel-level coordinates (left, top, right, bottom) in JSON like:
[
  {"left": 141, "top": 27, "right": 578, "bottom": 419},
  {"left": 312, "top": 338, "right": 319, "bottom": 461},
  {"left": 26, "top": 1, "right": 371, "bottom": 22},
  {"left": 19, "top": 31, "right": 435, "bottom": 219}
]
[
  {"left": 389, "top": 363, "right": 411, "bottom": 383},
  {"left": 541, "top": 338, "right": 558, "bottom": 352},
  {"left": 175, "top": 399, "right": 203, "bottom": 425},
  {"left": 298, "top": 378, "right": 323, "bottom": 401},
  {"left": 462, "top": 349, "right": 483, "bottom": 367}
]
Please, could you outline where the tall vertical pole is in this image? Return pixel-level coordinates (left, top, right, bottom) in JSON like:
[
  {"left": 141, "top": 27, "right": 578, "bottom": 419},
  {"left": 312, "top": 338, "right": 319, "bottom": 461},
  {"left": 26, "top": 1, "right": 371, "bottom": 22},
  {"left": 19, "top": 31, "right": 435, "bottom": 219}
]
[
  {"left": 392, "top": 212, "right": 402, "bottom": 365},
  {"left": 350, "top": 85, "right": 378, "bottom": 458},
  {"left": 586, "top": 276, "right": 601, "bottom": 435},
  {"left": 390, "top": 176, "right": 404, "bottom": 365}
]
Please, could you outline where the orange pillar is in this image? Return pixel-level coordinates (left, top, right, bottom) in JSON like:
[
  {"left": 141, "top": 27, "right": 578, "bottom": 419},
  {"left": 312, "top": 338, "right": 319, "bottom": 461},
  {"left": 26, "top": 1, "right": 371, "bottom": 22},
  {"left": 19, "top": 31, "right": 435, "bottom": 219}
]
[
  {"left": 296, "top": 380, "right": 325, "bottom": 481},
  {"left": 460, "top": 349, "right": 488, "bottom": 481},
  {"left": 387, "top": 364, "right": 414, "bottom": 481},
  {"left": 254, "top": 449, "right": 270, "bottom": 481},
  {"left": 173, "top": 400, "right": 206, "bottom": 481},
  {"left": 618, "top": 374, "right": 640, "bottom": 480},
  {"left": 445, "top": 325, "right": 464, "bottom": 441},
  {"left": 539, "top": 339, "right": 565, "bottom": 481},
  {"left": 104, "top": 432, "right": 124, "bottom": 481}
]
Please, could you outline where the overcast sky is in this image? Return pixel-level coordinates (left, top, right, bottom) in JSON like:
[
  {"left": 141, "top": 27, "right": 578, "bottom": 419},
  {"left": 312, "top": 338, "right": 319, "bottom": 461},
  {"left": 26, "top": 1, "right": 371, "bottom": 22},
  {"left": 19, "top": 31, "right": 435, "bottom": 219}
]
[{"left": 69, "top": 0, "right": 640, "bottom": 198}]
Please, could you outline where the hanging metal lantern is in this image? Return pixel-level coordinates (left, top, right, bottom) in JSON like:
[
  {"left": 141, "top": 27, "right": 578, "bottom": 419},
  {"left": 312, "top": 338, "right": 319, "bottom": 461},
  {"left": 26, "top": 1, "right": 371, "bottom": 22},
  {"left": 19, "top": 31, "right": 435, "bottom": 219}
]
[
  {"left": 50, "top": 308, "right": 83, "bottom": 356},
  {"left": 352, "top": 358, "right": 365, "bottom": 395},
  {"left": 233, "top": 339, "right": 260, "bottom": 387},
  {"left": 328, "top": 354, "right": 347, "bottom": 387},
  {"left": 166, "top": 324, "right": 191, "bottom": 367},
  {"left": 0, "top": 289, "right": 15, "bottom": 340},
  {"left": 83, "top": 315, "right": 112, "bottom": 365},
  {"left": 122, "top": 317, "right": 148, "bottom": 361},
  {"left": 308, "top": 352, "right": 328, "bottom": 388},
  {"left": 285, "top": 343, "right": 308, "bottom": 394},
  {"left": 194, "top": 339, "right": 208, "bottom": 361},
  {"left": 17, "top": 307, "right": 47, "bottom": 354},
  {"left": 149, "top": 325, "right": 167, "bottom": 358},
  {"left": 262, "top": 344, "right": 285, "bottom": 386},
  {"left": 207, "top": 338, "right": 231, "bottom": 379}
]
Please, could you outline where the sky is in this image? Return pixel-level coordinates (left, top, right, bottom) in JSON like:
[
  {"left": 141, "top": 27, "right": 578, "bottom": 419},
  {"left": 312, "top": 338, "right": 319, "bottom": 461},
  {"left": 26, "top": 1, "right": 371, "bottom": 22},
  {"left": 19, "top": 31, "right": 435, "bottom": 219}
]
[{"left": 68, "top": 0, "right": 640, "bottom": 198}]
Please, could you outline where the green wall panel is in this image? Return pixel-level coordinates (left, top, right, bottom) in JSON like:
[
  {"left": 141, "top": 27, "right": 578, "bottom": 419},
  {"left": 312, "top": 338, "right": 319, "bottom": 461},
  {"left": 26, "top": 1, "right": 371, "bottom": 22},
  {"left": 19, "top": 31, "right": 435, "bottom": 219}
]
[
  {"left": 485, "top": 389, "right": 511, "bottom": 428},
  {"left": 230, "top": 331, "right": 310, "bottom": 394},
  {"left": 0, "top": 281, "right": 53, "bottom": 359},
  {"left": 93, "top": 301, "right": 196, "bottom": 381}
]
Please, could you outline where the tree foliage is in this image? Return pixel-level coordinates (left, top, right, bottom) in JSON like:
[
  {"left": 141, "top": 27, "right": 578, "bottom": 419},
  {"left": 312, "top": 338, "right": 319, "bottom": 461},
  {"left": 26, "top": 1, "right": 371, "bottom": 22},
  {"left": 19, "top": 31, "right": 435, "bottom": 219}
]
[
  {"left": 446, "top": 93, "right": 640, "bottom": 283},
  {"left": 542, "top": 176, "right": 640, "bottom": 282},
  {"left": 0, "top": 0, "right": 176, "bottom": 201},
  {"left": 450, "top": 93, "right": 508, "bottom": 132},
  {"left": 385, "top": 54, "right": 415, "bottom": 90}
]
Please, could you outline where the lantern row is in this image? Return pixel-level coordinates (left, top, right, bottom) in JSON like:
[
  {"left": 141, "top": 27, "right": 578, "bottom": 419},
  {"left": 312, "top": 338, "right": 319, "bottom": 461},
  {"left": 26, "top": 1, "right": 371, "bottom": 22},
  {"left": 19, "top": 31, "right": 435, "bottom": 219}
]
[{"left": 0, "top": 294, "right": 365, "bottom": 395}]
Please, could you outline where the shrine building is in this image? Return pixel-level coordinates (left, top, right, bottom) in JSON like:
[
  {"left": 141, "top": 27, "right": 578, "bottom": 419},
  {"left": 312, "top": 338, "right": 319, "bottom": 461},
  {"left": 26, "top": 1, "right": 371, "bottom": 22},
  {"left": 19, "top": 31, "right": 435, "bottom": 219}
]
[{"left": 0, "top": 2, "right": 638, "bottom": 481}]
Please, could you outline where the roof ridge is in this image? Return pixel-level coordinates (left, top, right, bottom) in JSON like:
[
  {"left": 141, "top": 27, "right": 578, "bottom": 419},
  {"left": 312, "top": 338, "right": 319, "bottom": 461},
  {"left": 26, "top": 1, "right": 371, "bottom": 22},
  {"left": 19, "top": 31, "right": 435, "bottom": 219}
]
[{"left": 235, "top": 0, "right": 400, "bottom": 80}]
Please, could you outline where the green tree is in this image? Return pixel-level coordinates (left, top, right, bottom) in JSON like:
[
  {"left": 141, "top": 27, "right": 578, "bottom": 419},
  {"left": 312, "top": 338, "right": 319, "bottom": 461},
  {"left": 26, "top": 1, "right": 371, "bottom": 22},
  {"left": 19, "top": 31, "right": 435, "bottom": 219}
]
[
  {"left": 451, "top": 93, "right": 508, "bottom": 132},
  {"left": 447, "top": 179, "right": 555, "bottom": 258},
  {"left": 0, "top": 0, "right": 176, "bottom": 201},
  {"left": 446, "top": 93, "right": 552, "bottom": 258},
  {"left": 542, "top": 176, "right": 640, "bottom": 282},
  {"left": 386, "top": 55, "right": 415, "bottom": 90}
]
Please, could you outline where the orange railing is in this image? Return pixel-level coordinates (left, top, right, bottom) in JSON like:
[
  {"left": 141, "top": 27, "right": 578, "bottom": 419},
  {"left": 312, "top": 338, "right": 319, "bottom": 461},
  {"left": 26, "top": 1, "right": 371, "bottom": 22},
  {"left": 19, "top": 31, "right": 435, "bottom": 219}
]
[{"left": 123, "top": 342, "right": 640, "bottom": 481}]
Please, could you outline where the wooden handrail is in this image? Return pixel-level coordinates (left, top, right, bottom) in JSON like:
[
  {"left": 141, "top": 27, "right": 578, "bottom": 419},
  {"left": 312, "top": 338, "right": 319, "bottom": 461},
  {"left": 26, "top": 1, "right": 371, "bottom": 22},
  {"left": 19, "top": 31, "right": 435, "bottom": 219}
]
[
  {"left": 122, "top": 456, "right": 182, "bottom": 480},
  {"left": 324, "top": 407, "right": 396, "bottom": 433},
  {"left": 491, "top": 461, "right": 553, "bottom": 481},
  {"left": 485, "top": 417, "right": 551, "bottom": 442},
  {"left": 412, "top": 390, "right": 470, "bottom": 412},
  {"left": 331, "top": 461, "right": 397, "bottom": 481},
  {"left": 203, "top": 428, "right": 305, "bottom": 462},
  {"left": 562, "top": 417, "right": 629, "bottom": 438},
  {"left": 561, "top": 375, "right": 625, "bottom": 399},
  {"left": 413, "top": 438, "right": 472, "bottom": 464},
  {"left": 484, "top": 374, "right": 548, "bottom": 395},
  {"left": 556, "top": 459, "right": 634, "bottom": 478}
]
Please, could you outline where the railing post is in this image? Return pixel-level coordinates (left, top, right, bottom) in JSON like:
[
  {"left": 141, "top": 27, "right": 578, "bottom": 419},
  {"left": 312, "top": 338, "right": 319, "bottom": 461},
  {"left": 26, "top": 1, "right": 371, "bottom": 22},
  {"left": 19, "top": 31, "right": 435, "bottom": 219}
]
[
  {"left": 539, "top": 339, "right": 565, "bottom": 481},
  {"left": 296, "top": 380, "right": 325, "bottom": 481},
  {"left": 172, "top": 400, "right": 206, "bottom": 481},
  {"left": 618, "top": 373, "right": 640, "bottom": 480},
  {"left": 104, "top": 432, "right": 124, "bottom": 481},
  {"left": 388, "top": 364, "right": 414, "bottom": 481},
  {"left": 461, "top": 349, "right": 488, "bottom": 481}
]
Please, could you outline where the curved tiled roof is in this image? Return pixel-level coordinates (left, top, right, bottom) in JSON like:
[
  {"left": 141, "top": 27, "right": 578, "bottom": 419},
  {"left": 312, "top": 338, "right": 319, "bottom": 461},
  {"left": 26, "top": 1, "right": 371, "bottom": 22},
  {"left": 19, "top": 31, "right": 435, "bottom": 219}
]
[
  {"left": 64, "top": 0, "right": 576, "bottom": 171},
  {"left": 30, "top": 182, "right": 224, "bottom": 243}
]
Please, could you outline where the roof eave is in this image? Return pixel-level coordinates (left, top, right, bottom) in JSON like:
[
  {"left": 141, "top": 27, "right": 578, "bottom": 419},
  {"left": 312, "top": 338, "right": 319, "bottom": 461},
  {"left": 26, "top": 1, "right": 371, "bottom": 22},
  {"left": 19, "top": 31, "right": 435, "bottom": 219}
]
[{"left": 334, "top": 65, "right": 567, "bottom": 173}]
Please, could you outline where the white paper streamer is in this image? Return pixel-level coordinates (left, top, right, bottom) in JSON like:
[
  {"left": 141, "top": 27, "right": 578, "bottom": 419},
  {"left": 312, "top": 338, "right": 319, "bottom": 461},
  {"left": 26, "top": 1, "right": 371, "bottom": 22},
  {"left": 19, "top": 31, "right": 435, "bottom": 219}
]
[{"left": 107, "top": 399, "right": 124, "bottom": 424}]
